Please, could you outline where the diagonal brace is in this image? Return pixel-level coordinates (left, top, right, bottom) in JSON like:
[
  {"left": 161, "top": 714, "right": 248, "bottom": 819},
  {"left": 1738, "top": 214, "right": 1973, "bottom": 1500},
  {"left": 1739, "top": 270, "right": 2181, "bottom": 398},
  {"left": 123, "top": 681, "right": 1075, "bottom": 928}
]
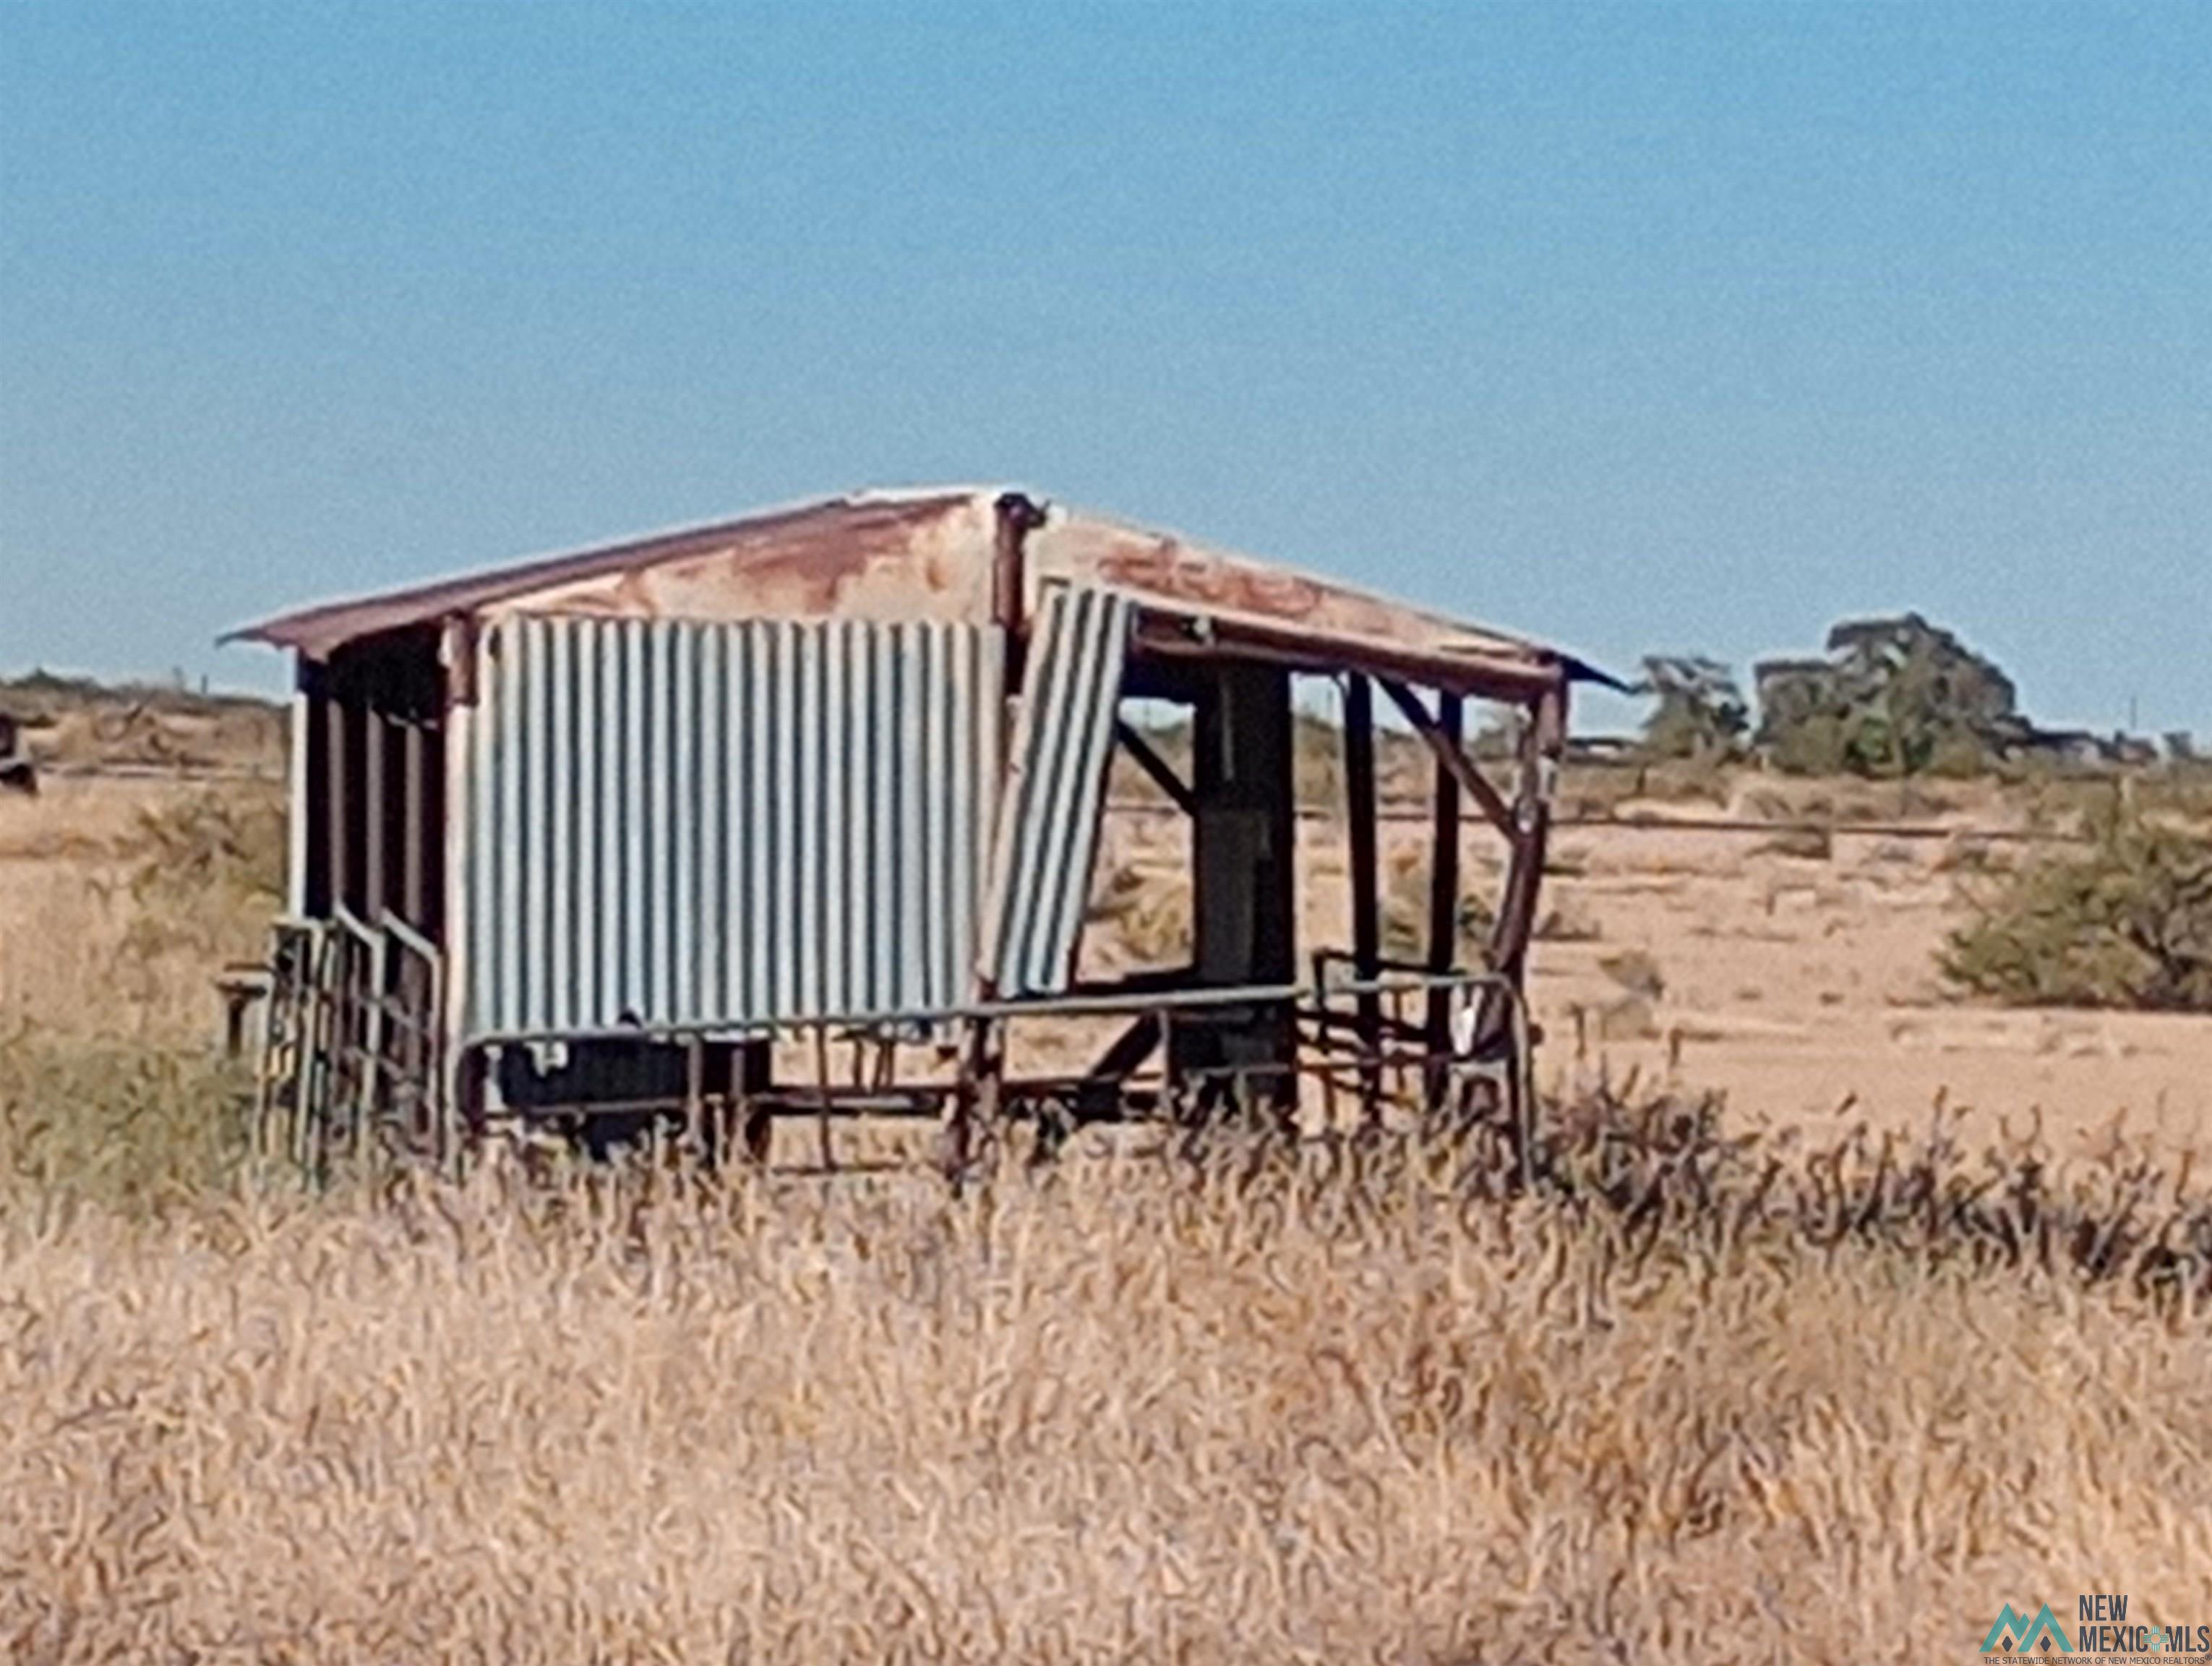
[
  {"left": 1113, "top": 719, "right": 1196, "bottom": 814},
  {"left": 1376, "top": 678, "right": 1515, "bottom": 837}
]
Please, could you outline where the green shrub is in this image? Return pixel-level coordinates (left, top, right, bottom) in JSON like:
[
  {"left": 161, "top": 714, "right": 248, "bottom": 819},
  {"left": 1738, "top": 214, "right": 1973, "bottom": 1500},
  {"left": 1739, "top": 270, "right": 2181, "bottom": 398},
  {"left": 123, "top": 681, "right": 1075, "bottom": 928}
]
[
  {"left": 119, "top": 787, "right": 284, "bottom": 959},
  {"left": 0, "top": 1033, "right": 250, "bottom": 1213},
  {"left": 1941, "top": 806, "right": 2212, "bottom": 1010}
]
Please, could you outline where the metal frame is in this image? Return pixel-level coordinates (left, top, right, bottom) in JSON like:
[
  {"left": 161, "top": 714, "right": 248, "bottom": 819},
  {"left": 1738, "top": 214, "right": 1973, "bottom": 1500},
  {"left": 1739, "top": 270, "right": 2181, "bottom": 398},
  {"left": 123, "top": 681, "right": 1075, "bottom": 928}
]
[
  {"left": 239, "top": 489, "right": 1583, "bottom": 1190},
  {"left": 440, "top": 964, "right": 1533, "bottom": 1176},
  {"left": 252, "top": 907, "right": 446, "bottom": 1182}
]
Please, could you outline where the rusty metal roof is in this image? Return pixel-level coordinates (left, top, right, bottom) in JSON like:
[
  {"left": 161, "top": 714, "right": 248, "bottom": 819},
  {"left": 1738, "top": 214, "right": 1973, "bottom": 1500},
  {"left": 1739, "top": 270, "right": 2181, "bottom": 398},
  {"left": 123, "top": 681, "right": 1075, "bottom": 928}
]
[
  {"left": 228, "top": 486, "right": 1613, "bottom": 693},
  {"left": 227, "top": 490, "right": 986, "bottom": 660}
]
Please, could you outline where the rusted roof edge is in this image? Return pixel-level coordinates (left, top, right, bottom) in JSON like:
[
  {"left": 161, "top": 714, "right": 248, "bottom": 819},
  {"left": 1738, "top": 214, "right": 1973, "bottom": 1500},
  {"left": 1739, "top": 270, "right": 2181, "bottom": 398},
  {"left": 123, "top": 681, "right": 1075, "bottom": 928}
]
[{"left": 220, "top": 486, "right": 995, "bottom": 657}]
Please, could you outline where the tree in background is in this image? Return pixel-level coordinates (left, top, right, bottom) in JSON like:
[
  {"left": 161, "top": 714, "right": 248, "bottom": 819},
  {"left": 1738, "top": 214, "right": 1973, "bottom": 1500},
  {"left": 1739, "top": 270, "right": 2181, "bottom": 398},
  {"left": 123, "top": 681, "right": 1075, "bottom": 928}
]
[
  {"left": 1754, "top": 614, "right": 2027, "bottom": 777},
  {"left": 1942, "top": 800, "right": 2212, "bottom": 1012},
  {"left": 1637, "top": 654, "right": 1749, "bottom": 761}
]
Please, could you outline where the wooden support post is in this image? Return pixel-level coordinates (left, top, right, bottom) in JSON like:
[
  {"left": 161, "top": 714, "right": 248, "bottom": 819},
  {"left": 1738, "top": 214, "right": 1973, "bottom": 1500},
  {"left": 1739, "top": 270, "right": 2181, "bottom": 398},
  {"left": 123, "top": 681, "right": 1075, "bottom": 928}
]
[
  {"left": 811, "top": 1024, "right": 836, "bottom": 1173},
  {"left": 325, "top": 695, "right": 350, "bottom": 915},
  {"left": 1342, "top": 674, "right": 1382, "bottom": 1122},
  {"left": 1425, "top": 692, "right": 1463, "bottom": 1108},
  {"left": 1478, "top": 682, "right": 1571, "bottom": 1052},
  {"left": 737, "top": 1038, "right": 773, "bottom": 1166},
  {"left": 682, "top": 1032, "right": 706, "bottom": 1159},
  {"left": 363, "top": 711, "right": 387, "bottom": 925},
  {"left": 1470, "top": 682, "right": 1571, "bottom": 1184},
  {"left": 402, "top": 719, "right": 427, "bottom": 929},
  {"left": 947, "top": 1012, "right": 1000, "bottom": 1185}
]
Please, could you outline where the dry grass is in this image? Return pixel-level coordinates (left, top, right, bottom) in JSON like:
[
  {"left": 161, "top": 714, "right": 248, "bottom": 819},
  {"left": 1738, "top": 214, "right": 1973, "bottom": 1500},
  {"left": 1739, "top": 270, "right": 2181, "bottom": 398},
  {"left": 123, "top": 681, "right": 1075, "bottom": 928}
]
[
  {"left": 1085, "top": 857, "right": 1194, "bottom": 967},
  {"left": 2, "top": 1121, "right": 2209, "bottom": 1666},
  {"left": 5, "top": 774, "right": 2212, "bottom": 1663},
  {"left": 0, "top": 778, "right": 278, "bottom": 1045}
]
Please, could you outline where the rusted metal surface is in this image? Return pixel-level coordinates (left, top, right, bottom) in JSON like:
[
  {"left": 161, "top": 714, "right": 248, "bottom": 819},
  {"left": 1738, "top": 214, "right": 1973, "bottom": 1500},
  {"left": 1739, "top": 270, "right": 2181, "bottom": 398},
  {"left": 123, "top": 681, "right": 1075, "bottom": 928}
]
[
  {"left": 465, "top": 613, "right": 1003, "bottom": 1035},
  {"left": 230, "top": 490, "right": 995, "bottom": 659},
  {"left": 230, "top": 486, "right": 1603, "bottom": 704},
  {"left": 1029, "top": 507, "right": 1585, "bottom": 699},
  {"left": 1424, "top": 692, "right": 1464, "bottom": 1106},
  {"left": 233, "top": 482, "right": 1595, "bottom": 1180},
  {"left": 986, "top": 586, "right": 1133, "bottom": 996},
  {"left": 1342, "top": 674, "right": 1381, "bottom": 1116}
]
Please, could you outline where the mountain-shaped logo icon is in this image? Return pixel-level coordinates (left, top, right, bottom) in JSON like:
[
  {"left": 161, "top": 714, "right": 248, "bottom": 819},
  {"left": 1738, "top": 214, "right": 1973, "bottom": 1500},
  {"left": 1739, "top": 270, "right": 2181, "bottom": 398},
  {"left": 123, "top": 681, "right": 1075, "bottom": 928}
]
[{"left": 1981, "top": 1603, "right": 2073, "bottom": 1653}]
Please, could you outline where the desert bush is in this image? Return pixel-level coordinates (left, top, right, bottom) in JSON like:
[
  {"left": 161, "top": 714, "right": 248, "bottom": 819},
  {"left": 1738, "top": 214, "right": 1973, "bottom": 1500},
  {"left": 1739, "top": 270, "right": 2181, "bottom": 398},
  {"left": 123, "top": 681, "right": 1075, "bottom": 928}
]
[
  {"left": 1894, "top": 777, "right": 1961, "bottom": 819},
  {"left": 1934, "top": 834, "right": 2012, "bottom": 875},
  {"left": 0, "top": 1031, "right": 249, "bottom": 1213},
  {"left": 1532, "top": 899, "right": 1601, "bottom": 942},
  {"left": 1755, "top": 614, "right": 2023, "bottom": 778},
  {"left": 1597, "top": 947, "right": 1666, "bottom": 1001},
  {"left": 116, "top": 785, "right": 284, "bottom": 960},
  {"left": 1942, "top": 804, "right": 2212, "bottom": 1011},
  {"left": 1629, "top": 753, "right": 1735, "bottom": 806},
  {"left": 1737, "top": 785, "right": 1794, "bottom": 821}
]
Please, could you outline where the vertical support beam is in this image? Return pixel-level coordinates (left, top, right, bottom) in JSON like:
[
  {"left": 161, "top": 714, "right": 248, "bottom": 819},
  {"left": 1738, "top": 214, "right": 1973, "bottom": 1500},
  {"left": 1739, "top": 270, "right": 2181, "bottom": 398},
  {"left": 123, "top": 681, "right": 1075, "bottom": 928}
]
[
  {"left": 402, "top": 719, "right": 428, "bottom": 929},
  {"left": 992, "top": 491, "right": 1046, "bottom": 687},
  {"left": 682, "top": 1032, "right": 706, "bottom": 1158},
  {"left": 735, "top": 1037, "right": 773, "bottom": 1166},
  {"left": 1484, "top": 682, "right": 1569, "bottom": 999},
  {"left": 959, "top": 492, "right": 1047, "bottom": 1181},
  {"left": 1424, "top": 691, "right": 1463, "bottom": 1106},
  {"left": 1477, "top": 681, "right": 1569, "bottom": 1184},
  {"left": 1183, "top": 662, "right": 1298, "bottom": 1113},
  {"left": 324, "top": 691, "right": 350, "bottom": 916},
  {"left": 286, "top": 675, "right": 312, "bottom": 914},
  {"left": 1342, "top": 673, "right": 1381, "bottom": 1120},
  {"left": 363, "top": 709, "right": 387, "bottom": 925},
  {"left": 437, "top": 618, "right": 478, "bottom": 1163}
]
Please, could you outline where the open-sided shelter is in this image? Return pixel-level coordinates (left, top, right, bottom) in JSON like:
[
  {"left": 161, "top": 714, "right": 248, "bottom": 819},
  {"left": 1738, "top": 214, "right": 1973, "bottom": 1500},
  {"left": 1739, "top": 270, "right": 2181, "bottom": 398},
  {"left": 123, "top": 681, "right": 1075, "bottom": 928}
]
[{"left": 231, "top": 487, "right": 1609, "bottom": 1171}]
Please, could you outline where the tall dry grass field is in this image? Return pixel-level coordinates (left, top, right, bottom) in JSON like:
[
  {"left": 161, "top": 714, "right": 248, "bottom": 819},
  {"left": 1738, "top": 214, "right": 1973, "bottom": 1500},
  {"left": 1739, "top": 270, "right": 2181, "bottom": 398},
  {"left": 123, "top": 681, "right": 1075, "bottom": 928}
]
[
  {"left": 2, "top": 777, "right": 2210, "bottom": 1664},
  {"left": 4, "top": 1155, "right": 2211, "bottom": 1665}
]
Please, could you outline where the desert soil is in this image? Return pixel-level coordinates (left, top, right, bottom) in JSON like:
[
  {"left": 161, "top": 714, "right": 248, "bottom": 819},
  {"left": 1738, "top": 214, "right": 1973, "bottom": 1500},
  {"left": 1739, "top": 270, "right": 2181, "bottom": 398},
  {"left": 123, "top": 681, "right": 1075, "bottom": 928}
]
[{"left": 5, "top": 775, "right": 2208, "bottom": 1159}]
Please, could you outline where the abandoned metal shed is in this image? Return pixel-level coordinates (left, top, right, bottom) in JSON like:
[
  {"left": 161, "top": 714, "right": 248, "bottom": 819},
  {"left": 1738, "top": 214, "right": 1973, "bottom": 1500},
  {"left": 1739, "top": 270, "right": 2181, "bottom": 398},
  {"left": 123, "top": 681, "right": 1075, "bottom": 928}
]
[{"left": 230, "top": 486, "right": 1608, "bottom": 1172}]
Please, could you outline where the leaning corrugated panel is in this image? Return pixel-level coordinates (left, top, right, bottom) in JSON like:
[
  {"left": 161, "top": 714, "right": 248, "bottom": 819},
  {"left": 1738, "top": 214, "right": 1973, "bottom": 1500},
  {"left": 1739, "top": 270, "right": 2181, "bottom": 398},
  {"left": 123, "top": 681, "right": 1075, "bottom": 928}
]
[{"left": 987, "top": 586, "right": 1136, "bottom": 996}]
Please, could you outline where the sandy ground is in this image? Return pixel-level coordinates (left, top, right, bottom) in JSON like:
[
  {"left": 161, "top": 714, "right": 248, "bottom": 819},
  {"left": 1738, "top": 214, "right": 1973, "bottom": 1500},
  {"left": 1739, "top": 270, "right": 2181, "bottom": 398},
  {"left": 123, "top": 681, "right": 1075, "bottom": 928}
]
[
  {"left": 1518, "top": 821, "right": 2209, "bottom": 1150},
  {"left": 6, "top": 774, "right": 2208, "bottom": 1161},
  {"left": 1092, "top": 799, "right": 2212, "bottom": 1156}
]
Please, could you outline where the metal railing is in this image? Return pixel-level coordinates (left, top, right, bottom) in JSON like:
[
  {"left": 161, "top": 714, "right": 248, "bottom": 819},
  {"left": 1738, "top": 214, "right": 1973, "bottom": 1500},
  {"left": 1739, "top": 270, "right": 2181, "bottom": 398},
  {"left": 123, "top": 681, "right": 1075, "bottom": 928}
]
[
  {"left": 453, "top": 964, "right": 1535, "bottom": 1178},
  {"left": 251, "top": 910, "right": 447, "bottom": 1180},
  {"left": 244, "top": 911, "right": 1535, "bottom": 1184}
]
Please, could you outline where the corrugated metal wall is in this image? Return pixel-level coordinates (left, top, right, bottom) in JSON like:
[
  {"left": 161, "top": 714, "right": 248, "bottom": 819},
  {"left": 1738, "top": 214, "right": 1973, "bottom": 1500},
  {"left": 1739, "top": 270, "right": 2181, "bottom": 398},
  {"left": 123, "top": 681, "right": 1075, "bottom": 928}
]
[
  {"left": 465, "top": 615, "right": 1003, "bottom": 1035},
  {"left": 989, "top": 586, "right": 1135, "bottom": 996}
]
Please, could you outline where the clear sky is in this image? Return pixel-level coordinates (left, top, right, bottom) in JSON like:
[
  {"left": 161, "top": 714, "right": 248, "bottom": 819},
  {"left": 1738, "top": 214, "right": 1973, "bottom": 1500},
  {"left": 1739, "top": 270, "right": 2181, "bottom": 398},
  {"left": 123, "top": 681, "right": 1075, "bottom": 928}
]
[{"left": 1, "top": 3, "right": 2205, "bottom": 734}]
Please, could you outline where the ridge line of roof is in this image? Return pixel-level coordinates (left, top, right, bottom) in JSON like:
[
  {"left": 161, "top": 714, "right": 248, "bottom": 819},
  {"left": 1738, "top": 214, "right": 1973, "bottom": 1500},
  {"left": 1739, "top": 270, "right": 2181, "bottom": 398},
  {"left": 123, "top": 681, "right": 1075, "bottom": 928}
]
[{"left": 220, "top": 485, "right": 1001, "bottom": 646}]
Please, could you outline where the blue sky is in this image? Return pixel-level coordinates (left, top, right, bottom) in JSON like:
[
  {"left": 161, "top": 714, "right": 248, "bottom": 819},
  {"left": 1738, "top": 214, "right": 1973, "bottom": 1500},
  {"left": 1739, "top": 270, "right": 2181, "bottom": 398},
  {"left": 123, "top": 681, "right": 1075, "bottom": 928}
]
[{"left": 1, "top": 3, "right": 2205, "bottom": 733}]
